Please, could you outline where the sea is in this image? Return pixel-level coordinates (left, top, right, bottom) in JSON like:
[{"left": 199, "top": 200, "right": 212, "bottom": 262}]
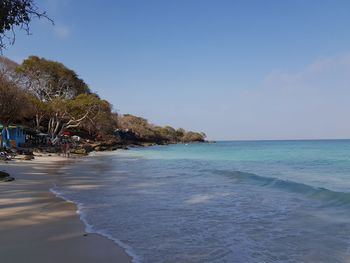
[{"left": 51, "top": 140, "right": 350, "bottom": 263}]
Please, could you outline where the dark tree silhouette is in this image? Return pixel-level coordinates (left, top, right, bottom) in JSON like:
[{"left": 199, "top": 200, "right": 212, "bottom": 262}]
[{"left": 0, "top": 0, "right": 53, "bottom": 51}]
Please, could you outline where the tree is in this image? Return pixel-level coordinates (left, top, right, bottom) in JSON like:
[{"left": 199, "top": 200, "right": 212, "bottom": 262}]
[
  {"left": 0, "top": 0, "right": 52, "bottom": 51},
  {"left": 0, "top": 56, "right": 20, "bottom": 82},
  {"left": 0, "top": 74, "right": 32, "bottom": 126},
  {"left": 81, "top": 100, "right": 117, "bottom": 137},
  {"left": 17, "top": 56, "right": 90, "bottom": 102},
  {"left": 46, "top": 94, "right": 108, "bottom": 139},
  {"left": 155, "top": 126, "right": 177, "bottom": 142},
  {"left": 175, "top": 128, "right": 186, "bottom": 138},
  {"left": 118, "top": 114, "right": 207, "bottom": 143},
  {"left": 15, "top": 56, "right": 103, "bottom": 139},
  {"left": 26, "top": 93, "right": 48, "bottom": 131},
  {"left": 181, "top": 131, "right": 206, "bottom": 142},
  {"left": 118, "top": 114, "right": 158, "bottom": 140}
]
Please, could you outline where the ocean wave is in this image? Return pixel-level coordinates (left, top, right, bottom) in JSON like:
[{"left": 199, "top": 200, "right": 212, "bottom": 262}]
[
  {"left": 49, "top": 187, "right": 141, "bottom": 263},
  {"left": 211, "top": 169, "right": 350, "bottom": 207}
]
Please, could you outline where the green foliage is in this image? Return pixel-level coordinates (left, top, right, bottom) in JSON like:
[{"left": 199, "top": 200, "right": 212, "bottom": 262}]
[
  {"left": 0, "top": 0, "right": 33, "bottom": 33},
  {"left": 176, "top": 128, "right": 185, "bottom": 138},
  {"left": 13, "top": 56, "right": 117, "bottom": 138},
  {"left": 118, "top": 114, "right": 206, "bottom": 143},
  {"left": 27, "top": 93, "right": 48, "bottom": 112},
  {"left": 0, "top": 0, "right": 52, "bottom": 50},
  {"left": 154, "top": 126, "right": 178, "bottom": 142},
  {"left": 181, "top": 131, "right": 206, "bottom": 142},
  {"left": 17, "top": 56, "right": 90, "bottom": 101},
  {"left": 26, "top": 93, "right": 48, "bottom": 130},
  {"left": 45, "top": 93, "right": 114, "bottom": 137},
  {"left": 65, "top": 94, "right": 101, "bottom": 118},
  {"left": 118, "top": 114, "right": 158, "bottom": 140},
  {"left": 80, "top": 99, "right": 117, "bottom": 136}
]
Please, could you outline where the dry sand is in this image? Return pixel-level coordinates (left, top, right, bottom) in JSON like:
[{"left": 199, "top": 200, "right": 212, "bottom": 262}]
[{"left": 0, "top": 155, "right": 132, "bottom": 263}]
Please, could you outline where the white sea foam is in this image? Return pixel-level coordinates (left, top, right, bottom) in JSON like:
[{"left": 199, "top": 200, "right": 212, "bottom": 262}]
[{"left": 50, "top": 187, "right": 141, "bottom": 263}]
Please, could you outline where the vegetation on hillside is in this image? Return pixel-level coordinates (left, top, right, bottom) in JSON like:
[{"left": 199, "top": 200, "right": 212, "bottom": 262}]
[
  {"left": 118, "top": 114, "right": 206, "bottom": 144},
  {"left": 0, "top": 56, "right": 206, "bottom": 147}
]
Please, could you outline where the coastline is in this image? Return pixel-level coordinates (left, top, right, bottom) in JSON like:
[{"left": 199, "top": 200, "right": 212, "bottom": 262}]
[{"left": 0, "top": 155, "right": 132, "bottom": 263}]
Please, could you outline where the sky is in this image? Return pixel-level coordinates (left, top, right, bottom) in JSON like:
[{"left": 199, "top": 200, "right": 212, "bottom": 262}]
[{"left": 3, "top": 0, "right": 350, "bottom": 140}]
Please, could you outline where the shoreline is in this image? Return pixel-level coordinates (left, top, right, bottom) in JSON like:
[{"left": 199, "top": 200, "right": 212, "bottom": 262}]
[
  {"left": 50, "top": 184, "right": 140, "bottom": 263},
  {"left": 0, "top": 154, "right": 132, "bottom": 263}
]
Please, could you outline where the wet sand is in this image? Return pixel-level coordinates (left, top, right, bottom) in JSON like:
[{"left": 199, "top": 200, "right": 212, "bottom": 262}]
[{"left": 0, "top": 155, "right": 132, "bottom": 263}]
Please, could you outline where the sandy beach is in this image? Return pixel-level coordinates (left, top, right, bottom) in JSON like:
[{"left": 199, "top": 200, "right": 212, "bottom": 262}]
[{"left": 0, "top": 155, "right": 132, "bottom": 263}]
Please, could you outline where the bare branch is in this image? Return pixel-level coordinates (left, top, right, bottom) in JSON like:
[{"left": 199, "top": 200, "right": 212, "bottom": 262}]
[{"left": 0, "top": 0, "right": 54, "bottom": 52}]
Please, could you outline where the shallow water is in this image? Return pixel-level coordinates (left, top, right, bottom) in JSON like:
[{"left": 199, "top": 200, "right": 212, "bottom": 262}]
[{"left": 53, "top": 140, "right": 350, "bottom": 262}]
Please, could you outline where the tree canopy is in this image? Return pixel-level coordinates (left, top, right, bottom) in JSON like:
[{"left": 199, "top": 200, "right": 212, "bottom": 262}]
[
  {"left": 118, "top": 114, "right": 206, "bottom": 143},
  {"left": 0, "top": 0, "right": 52, "bottom": 51},
  {"left": 0, "top": 74, "right": 32, "bottom": 126},
  {"left": 17, "top": 56, "right": 90, "bottom": 101}
]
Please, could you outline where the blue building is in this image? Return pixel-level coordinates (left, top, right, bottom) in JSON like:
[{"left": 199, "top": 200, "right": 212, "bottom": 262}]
[{"left": 0, "top": 124, "right": 26, "bottom": 148}]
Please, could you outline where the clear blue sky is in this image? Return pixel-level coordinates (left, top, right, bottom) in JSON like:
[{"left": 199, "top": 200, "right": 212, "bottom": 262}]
[{"left": 4, "top": 0, "right": 350, "bottom": 140}]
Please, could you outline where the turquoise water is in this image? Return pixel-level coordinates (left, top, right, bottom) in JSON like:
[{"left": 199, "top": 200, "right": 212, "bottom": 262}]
[{"left": 54, "top": 140, "right": 350, "bottom": 262}]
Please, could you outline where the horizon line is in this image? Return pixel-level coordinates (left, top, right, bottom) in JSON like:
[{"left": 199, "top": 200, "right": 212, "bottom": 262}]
[{"left": 212, "top": 138, "right": 350, "bottom": 142}]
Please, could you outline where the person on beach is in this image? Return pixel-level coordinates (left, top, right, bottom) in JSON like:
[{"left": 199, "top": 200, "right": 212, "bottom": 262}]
[
  {"left": 65, "top": 140, "right": 71, "bottom": 157},
  {"left": 47, "top": 138, "right": 52, "bottom": 152},
  {"left": 60, "top": 137, "right": 71, "bottom": 157}
]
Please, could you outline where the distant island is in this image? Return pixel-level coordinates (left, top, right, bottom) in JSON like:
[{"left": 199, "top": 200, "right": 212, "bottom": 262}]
[{"left": 0, "top": 56, "right": 206, "bottom": 155}]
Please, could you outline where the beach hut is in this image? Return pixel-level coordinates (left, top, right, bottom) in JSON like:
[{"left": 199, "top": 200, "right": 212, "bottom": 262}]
[{"left": 0, "top": 124, "right": 26, "bottom": 148}]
